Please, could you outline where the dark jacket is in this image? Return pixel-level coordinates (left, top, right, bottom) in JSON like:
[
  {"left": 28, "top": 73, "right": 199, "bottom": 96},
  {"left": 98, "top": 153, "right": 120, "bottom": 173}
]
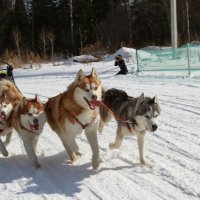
[{"left": 115, "top": 59, "right": 128, "bottom": 75}]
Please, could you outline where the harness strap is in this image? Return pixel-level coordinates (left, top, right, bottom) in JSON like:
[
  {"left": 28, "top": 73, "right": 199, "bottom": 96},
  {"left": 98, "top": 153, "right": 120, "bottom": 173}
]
[
  {"left": 73, "top": 116, "right": 89, "bottom": 129},
  {"left": 100, "top": 100, "right": 133, "bottom": 132}
]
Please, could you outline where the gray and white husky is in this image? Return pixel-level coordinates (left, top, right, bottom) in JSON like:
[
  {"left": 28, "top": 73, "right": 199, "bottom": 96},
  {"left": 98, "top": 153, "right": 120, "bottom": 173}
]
[{"left": 98, "top": 88, "right": 161, "bottom": 168}]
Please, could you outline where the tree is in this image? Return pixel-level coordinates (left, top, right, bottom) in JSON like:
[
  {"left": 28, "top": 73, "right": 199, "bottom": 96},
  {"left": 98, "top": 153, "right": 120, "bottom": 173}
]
[
  {"left": 0, "top": 0, "right": 14, "bottom": 54},
  {"left": 13, "top": 0, "right": 30, "bottom": 51},
  {"left": 39, "top": 28, "right": 48, "bottom": 61},
  {"left": 47, "top": 29, "right": 55, "bottom": 63},
  {"left": 13, "top": 26, "right": 22, "bottom": 61}
]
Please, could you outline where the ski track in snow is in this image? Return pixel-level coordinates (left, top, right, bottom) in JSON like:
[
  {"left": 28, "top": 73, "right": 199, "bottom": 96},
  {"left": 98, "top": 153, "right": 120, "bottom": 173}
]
[{"left": 0, "top": 66, "right": 200, "bottom": 200}]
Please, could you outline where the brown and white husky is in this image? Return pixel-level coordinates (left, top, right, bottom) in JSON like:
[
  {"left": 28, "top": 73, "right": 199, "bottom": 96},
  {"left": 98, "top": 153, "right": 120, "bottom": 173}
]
[
  {"left": 0, "top": 79, "right": 22, "bottom": 157},
  {"left": 11, "top": 95, "right": 46, "bottom": 168},
  {"left": 45, "top": 68, "right": 103, "bottom": 170}
]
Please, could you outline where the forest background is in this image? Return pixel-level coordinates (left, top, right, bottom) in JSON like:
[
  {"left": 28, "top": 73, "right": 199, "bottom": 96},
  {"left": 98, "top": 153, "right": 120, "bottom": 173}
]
[{"left": 0, "top": 0, "right": 200, "bottom": 66}]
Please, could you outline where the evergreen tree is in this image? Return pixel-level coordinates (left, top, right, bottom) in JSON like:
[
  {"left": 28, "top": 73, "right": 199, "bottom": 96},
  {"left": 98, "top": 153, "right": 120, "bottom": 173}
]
[
  {"left": 55, "top": 0, "right": 71, "bottom": 55},
  {"left": 0, "top": 0, "right": 14, "bottom": 54},
  {"left": 13, "top": 0, "right": 30, "bottom": 51},
  {"left": 31, "top": 0, "right": 57, "bottom": 54}
]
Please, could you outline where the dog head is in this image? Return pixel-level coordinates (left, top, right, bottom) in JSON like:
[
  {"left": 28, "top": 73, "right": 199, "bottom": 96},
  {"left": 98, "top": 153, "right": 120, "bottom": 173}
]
[
  {"left": 0, "top": 92, "right": 13, "bottom": 121},
  {"left": 19, "top": 94, "right": 46, "bottom": 133},
  {"left": 73, "top": 68, "right": 102, "bottom": 110},
  {"left": 135, "top": 93, "right": 161, "bottom": 132}
]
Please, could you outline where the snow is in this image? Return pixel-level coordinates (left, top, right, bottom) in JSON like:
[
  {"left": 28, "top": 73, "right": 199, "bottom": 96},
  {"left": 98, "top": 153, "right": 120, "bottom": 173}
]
[{"left": 1, "top": 48, "right": 200, "bottom": 200}]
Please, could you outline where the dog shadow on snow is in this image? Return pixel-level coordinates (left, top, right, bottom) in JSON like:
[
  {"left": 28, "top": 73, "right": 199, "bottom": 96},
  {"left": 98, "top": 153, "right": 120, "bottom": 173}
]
[
  {"left": 0, "top": 151, "right": 153, "bottom": 197},
  {"left": 0, "top": 151, "right": 96, "bottom": 197}
]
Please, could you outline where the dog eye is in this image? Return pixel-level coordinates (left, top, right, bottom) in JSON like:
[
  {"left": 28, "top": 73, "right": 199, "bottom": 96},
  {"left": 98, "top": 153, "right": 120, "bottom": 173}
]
[
  {"left": 154, "top": 115, "right": 159, "bottom": 118},
  {"left": 84, "top": 88, "right": 90, "bottom": 92},
  {"left": 3, "top": 105, "right": 7, "bottom": 108},
  {"left": 28, "top": 113, "right": 33, "bottom": 116},
  {"left": 93, "top": 87, "right": 98, "bottom": 91},
  {"left": 145, "top": 115, "right": 150, "bottom": 119}
]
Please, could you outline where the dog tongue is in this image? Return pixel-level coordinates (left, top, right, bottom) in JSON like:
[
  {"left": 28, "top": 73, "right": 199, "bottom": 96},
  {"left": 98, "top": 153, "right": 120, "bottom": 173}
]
[
  {"left": 0, "top": 115, "right": 6, "bottom": 120},
  {"left": 30, "top": 123, "right": 39, "bottom": 130},
  {"left": 89, "top": 100, "right": 101, "bottom": 107}
]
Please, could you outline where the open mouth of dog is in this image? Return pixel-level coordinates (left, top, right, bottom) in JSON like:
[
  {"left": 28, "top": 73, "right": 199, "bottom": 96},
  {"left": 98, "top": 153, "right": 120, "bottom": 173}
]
[
  {"left": 28, "top": 121, "right": 39, "bottom": 130},
  {"left": 0, "top": 114, "right": 6, "bottom": 121},
  {"left": 84, "top": 98, "right": 101, "bottom": 110}
]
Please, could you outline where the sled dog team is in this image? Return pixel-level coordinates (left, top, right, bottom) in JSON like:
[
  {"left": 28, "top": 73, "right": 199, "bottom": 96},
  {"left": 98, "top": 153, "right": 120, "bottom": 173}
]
[{"left": 0, "top": 68, "right": 161, "bottom": 170}]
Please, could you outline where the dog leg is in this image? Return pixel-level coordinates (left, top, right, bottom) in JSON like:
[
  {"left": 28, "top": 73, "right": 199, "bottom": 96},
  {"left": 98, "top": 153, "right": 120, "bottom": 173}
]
[
  {"left": 20, "top": 133, "right": 41, "bottom": 168},
  {"left": 0, "top": 138, "right": 8, "bottom": 157},
  {"left": 109, "top": 126, "right": 124, "bottom": 149},
  {"left": 98, "top": 119, "right": 104, "bottom": 133},
  {"left": 4, "top": 132, "right": 12, "bottom": 147},
  {"left": 59, "top": 133, "right": 80, "bottom": 162},
  {"left": 137, "top": 132, "right": 152, "bottom": 168},
  {"left": 85, "top": 124, "right": 101, "bottom": 170}
]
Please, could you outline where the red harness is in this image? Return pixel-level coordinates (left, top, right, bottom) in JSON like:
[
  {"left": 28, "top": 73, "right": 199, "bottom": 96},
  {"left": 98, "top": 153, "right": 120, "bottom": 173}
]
[
  {"left": 73, "top": 116, "right": 89, "bottom": 129},
  {"left": 99, "top": 100, "right": 133, "bottom": 132}
]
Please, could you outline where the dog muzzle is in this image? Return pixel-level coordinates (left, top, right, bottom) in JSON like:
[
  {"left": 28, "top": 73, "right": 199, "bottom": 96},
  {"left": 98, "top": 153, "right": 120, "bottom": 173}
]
[{"left": 29, "top": 118, "right": 40, "bottom": 130}]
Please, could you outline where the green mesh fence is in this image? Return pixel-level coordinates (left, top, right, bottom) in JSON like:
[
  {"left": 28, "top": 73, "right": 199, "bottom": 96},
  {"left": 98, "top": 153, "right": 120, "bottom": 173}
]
[{"left": 136, "top": 43, "right": 200, "bottom": 75}]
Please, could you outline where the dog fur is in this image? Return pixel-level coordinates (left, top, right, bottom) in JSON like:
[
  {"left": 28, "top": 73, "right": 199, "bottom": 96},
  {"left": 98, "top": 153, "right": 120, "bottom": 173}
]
[
  {"left": 98, "top": 88, "right": 161, "bottom": 168},
  {"left": 11, "top": 95, "right": 46, "bottom": 168},
  {"left": 0, "top": 79, "right": 22, "bottom": 156},
  {"left": 45, "top": 68, "right": 102, "bottom": 170}
]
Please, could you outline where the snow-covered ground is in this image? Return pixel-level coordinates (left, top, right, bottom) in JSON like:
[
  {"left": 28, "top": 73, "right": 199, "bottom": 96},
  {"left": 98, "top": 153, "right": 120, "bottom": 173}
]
[{"left": 0, "top": 49, "right": 200, "bottom": 200}]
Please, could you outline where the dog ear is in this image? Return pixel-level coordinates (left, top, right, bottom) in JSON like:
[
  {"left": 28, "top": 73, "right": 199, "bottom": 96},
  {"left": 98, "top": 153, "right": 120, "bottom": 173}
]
[
  {"left": 91, "top": 68, "right": 99, "bottom": 78},
  {"left": 75, "top": 69, "right": 85, "bottom": 82},
  {"left": 134, "top": 93, "right": 144, "bottom": 115},
  {"left": 35, "top": 94, "right": 40, "bottom": 102},
  {"left": 152, "top": 96, "right": 158, "bottom": 104},
  {"left": 20, "top": 97, "right": 27, "bottom": 108}
]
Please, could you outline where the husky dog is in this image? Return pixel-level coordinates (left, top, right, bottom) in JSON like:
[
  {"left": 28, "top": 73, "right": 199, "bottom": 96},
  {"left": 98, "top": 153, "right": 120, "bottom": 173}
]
[
  {"left": 98, "top": 88, "right": 161, "bottom": 167},
  {"left": 45, "top": 68, "right": 102, "bottom": 170},
  {"left": 0, "top": 79, "right": 22, "bottom": 156},
  {"left": 11, "top": 95, "right": 46, "bottom": 168},
  {"left": 0, "top": 94, "right": 13, "bottom": 156}
]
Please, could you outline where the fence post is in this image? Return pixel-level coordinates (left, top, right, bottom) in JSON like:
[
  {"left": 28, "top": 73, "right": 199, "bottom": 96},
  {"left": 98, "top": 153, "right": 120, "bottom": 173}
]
[
  {"left": 136, "top": 49, "right": 140, "bottom": 73},
  {"left": 186, "top": 43, "right": 191, "bottom": 76}
]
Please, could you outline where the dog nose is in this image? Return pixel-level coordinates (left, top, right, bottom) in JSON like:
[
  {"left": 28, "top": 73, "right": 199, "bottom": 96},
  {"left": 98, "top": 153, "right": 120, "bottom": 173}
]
[
  {"left": 92, "top": 94, "right": 97, "bottom": 100},
  {"left": 152, "top": 124, "right": 158, "bottom": 131},
  {"left": 33, "top": 118, "right": 39, "bottom": 124},
  {"left": 1, "top": 111, "right": 5, "bottom": 115}
]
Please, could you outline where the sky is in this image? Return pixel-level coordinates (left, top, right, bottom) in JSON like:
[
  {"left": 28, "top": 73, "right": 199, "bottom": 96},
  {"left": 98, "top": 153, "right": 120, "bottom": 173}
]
[{"left": 0, "top": 48, "right": 200, "bottom": 200}]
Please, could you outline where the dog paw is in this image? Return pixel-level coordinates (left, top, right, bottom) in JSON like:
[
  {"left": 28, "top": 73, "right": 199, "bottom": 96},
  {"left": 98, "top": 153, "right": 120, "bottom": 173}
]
[
  {"left": 34, "top": 162, "right": 41, "bottom": 169},
  {"left": 75, "top": 152, "right": 82, "bottom": 157},
  {"left": 92, "top": 158, "right": 101, "bottom": 171},
  {"left": 109, "top": 143, "right": 119, "bottom": 149},
  {"left": 98, "top": 127, "right": 103, "bottom": 134},
  {"left": 70, "top": 152, "right": 80, "bottom": 163},
  {"left": 140, "top": 160, "right": 153, "bottom": 168}
]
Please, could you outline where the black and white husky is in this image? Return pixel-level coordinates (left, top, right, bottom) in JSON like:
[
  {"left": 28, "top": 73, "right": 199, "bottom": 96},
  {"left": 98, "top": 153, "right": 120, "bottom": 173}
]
[{"left": 98, "top": 88, "right": 161, "bottom": 168}]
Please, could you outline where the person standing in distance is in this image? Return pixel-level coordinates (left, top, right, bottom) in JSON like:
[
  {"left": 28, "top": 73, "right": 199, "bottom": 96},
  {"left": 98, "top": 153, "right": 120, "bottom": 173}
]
[{"left": 114, "top": 54, "right": 128, "bottom": 75}]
